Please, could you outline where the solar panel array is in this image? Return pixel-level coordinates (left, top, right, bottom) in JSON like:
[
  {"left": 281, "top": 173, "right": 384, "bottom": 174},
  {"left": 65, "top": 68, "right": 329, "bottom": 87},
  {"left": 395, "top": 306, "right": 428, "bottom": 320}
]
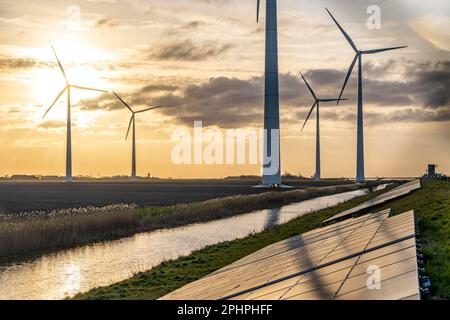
[
  {"left": 323, "top": 180, "right": 421, "bottom": 224},
  {"left": 161, "top": 209, "right": 420, "bottom": 300}
]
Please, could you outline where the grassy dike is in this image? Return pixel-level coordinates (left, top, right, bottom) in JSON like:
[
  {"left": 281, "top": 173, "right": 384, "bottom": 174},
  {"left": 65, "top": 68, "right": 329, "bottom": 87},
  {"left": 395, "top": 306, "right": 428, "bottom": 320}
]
[
  {"left": 377, "top": 180, "right": 450, "bottom": 299},
  {"left": 75, "top": 184, "right": 407, "bottom": 300}
]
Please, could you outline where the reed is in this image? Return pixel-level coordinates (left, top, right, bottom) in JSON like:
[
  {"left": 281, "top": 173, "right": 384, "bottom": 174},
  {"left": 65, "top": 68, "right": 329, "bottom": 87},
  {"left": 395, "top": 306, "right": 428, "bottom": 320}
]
[{"left": 0, "top": 184, "right": 363, "bottom": 259}]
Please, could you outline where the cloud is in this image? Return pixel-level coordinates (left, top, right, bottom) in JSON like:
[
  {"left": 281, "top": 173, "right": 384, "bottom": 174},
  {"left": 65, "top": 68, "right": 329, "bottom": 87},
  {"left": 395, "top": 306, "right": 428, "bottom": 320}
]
[
  {"left": 147, "top": 76, "right": 263, "bottom": 127},
  {"left": 94, "top": 17, "right": 121, "bottom": 28},
  {"left": 323, "top": 108, "right": 450, "bottom": 126},
  {"left": 138, "top": 84, "right": 179, "bottom": 93},
  {"left": 39, "top": 120, "right": 68, "bottom": 129},
  {"left": 146, "top": 39, "right": 234, "bottom": 61},
  {"left": 191, "top": 0, "right": 231, "bottom": 6},
  {"left": 414, "top": 61, "right": 450, "bottom": 108},
  {"left": 78, "top": 92, "right": 124, "bottom": 111},
  {"left": 162, "top": 20, "right": 206, "bottom": 36},
  {"left": 0, "top": 54, "right": 49, "bottom": 71},
  {"left": 79, "top": 59, "right": 450, "bottom": 128},
  {"left": 409, "top": 15, "right": 450, "bottom": 51},
  {"left": 183, "top": 20, "right": 204, "bottom": 29},
  {"left": 85, "top": 0, "right": 116, "bottom": 3},
  {"left": 302, "top": 60, "right": 450, "bottom": 109}
]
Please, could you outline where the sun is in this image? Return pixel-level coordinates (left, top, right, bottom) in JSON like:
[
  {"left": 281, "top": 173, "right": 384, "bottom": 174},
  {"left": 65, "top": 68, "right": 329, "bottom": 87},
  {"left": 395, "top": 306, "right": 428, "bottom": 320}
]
[{"left": 29, "top": 37, "right": 113, "bottom": 127}]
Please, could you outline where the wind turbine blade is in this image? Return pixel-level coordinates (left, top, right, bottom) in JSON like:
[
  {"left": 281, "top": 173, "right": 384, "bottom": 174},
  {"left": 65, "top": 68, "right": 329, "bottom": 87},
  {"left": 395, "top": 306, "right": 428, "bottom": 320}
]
[
  {"left": 42, "top": 87, "right": 67, "bottom": 118},
  {"left": 112, "top": 91, "right": 134, "bottom": 113},
  {"left": 362, "top": 46, "right": 407, "bottom": 54},
  {"left": 299, "top": 72, "right": 317, "bottom": 100},
  {"left": 135, "top": 106, "right": 162, "bottom": 114},
  {"left": 51, "top": 46, "right": 68, "bottom": 84},
  {"left": 71, "top": 85, "right": 107, "bottom": 93},
  {"left": 257, "top": 0, "right": 260, "bottom": 23},
  {"left": 125, "top": 115, "right": 133, "bottom": 141},
  {"left": 337, "top": 53, "right": 358, "bottom": 104},
  {"left": 301, "top": 101, "right": 318, "bottom": 133},
  {"left": 326, "top": 8, "right": 358, "bottom": 53},
  {"left": 320, "top": 98, "right": 349, "bottom": 102}
]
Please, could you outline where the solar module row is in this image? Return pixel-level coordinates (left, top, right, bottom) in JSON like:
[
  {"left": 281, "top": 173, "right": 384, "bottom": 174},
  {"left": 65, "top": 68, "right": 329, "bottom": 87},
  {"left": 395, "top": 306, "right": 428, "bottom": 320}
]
[
  {"left": 322, "top": 180, "right": 421, "bottom": 224},
  {"left": 161, "top": 209, "right": 420, "bottom": 300}
]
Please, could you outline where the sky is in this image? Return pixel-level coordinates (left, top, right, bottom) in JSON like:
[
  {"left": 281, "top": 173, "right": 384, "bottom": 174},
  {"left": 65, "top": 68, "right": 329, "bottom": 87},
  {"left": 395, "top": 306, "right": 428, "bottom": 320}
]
[{"left": 0, "top": 0, "right": 449, "bottom": 179}]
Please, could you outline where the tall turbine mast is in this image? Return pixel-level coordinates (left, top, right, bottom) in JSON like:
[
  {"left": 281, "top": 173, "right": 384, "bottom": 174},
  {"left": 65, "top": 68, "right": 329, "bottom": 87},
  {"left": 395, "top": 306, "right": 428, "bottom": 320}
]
[
  {"left": 299, "top": 72, "right": 346, "bottom": 181},
  {"left": 43, "top": 46, "right": 107, "bottom": 182},
  {"left": 326, "top": 8, "right": 407, "bottom": 182},
  {"left": 256, "top": 0, "right": 283, "bottom": 187},
  {"left": 113, "top": 92, "right": 161, "bottom": 180}
]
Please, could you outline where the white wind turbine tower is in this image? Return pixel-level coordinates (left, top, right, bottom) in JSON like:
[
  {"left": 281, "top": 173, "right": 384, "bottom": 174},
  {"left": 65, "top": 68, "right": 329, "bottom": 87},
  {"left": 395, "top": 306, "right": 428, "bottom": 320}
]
[
  {"left": 43, "top": 46, "right": 107, "bottom": 182},
  {"left": 326, "top": 8, "right": 407, "bottom": 182},
  {"left": 113, "top": 92, "right": 162, "bottom": 180},
  {"left": 299, "top": 72, "right": 347, "bottom": 181},
  {"left": 256, "top": 0, "right": 286, "bottom": 187}
]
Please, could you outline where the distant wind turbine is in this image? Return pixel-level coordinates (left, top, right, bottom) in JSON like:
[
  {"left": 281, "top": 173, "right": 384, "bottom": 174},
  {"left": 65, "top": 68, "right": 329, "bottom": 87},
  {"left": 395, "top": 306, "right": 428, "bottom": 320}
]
[
  {"left": 299, "top": 72, "right": 347, "bottom": 181},
  {"left": 326, "top": 8, "right": 407, "bottom": 182},
  {"left": 43, "top": 46, "right": 107, "bottom": 182},
  {"left": 113, "top": 92, "right": 162, "bottom": 180}
]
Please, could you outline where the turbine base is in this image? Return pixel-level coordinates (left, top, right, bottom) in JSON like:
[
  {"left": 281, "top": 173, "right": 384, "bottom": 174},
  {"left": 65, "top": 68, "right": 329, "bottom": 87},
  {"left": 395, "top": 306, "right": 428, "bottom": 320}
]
[{"left": 253, "top": 184, "right": 292, "bottom": 189}]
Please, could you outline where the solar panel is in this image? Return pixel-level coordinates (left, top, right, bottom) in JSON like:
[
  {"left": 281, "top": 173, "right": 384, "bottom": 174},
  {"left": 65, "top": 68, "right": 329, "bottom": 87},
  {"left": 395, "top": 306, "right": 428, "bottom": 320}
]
[
  {"left": 323, "top": 180, "right": 421, "bottom": 224},
  {"left": 160, "top": 210, "right": 420, "bottom": 300}
]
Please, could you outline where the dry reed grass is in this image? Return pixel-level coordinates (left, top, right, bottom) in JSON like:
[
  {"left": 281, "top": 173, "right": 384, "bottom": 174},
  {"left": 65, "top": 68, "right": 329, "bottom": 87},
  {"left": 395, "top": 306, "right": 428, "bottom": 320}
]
[{"left": 0, "top": 184, "right": 362, "bottom": 259}]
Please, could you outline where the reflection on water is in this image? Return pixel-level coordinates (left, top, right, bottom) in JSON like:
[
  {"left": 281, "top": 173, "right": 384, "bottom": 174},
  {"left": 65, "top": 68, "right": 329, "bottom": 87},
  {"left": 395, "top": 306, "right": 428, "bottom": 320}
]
[
  {"left": 0, "top": 189, "right": 367, "bottom": 300},
  {"left": 61, "top": 264, "right": 81, "bottom": 298}
]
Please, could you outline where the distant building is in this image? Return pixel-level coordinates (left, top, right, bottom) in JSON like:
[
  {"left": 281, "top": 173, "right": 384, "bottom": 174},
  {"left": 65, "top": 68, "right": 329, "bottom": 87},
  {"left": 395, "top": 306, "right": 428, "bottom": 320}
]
[
  {"left": 423, "top": 163, "right": 448, "bottom": 181},
  {"left": 427, "top": 164, "right": 437, "bottom": 177}
]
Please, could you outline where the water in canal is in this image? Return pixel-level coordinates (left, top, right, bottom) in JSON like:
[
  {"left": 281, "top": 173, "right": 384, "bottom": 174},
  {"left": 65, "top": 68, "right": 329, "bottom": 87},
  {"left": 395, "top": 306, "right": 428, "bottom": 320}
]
[{"left": 0, "top": 189, "right": 367, "bottom": 300}]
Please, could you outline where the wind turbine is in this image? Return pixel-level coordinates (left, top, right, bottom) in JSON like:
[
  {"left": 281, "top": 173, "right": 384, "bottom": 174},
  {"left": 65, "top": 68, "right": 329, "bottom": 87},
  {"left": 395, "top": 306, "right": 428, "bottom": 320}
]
[
  {"left": 256, "top": 0, "right": 284, "bottom": 187},
  {"left": 299, "top": 72, "right": 347, "bottom": 181},
  {"left": 113, "top": 92, "right": 162, "bottom": 180},
  {"left": 43, "top": 46, "right": 107, "bottom": 182},
  {"left": 326, "top": 8, "right": 407, "bottom": 183}
]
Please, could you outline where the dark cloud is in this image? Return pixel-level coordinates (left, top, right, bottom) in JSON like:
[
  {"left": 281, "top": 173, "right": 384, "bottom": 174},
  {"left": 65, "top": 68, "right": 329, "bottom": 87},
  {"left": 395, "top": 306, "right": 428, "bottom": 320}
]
[
  {"left": 192, "top": 0, "right": 230, "bottom": 6},
  {"left": 146, "top": 39, "right": 234, "bottom": 61},
  {"left": 95, "top": 17, "right": 121, "bottom": 28},
  {"left": 323, "top": 108, "right": 450, "bottom": 126},
  {"left": 138, "top": 84, "right": 178, "bottom": 93},
  {"left": 0, "top": 54, "right": 49, "bottom": 71},
  {"left": 79, "top": 59, "right": 450, "bottom": 127},
  {"left": 78, "top": 92, "right": 124, "bottom": 111},
  {"left": 39, "top": 120, "right": 68, "bottom": 129},
  {"left": 382, "top": 108, "right": 450, "bottom": 123},
  {"left": 303, "top": 59, "right": 450, "bottom": 109},
  {"left": 162, "top": 21, "right": 206, "bottom": 37},
  {"left": 183, "top": 20, "right": 204, "bottom": 29},
  {"left": 415, "top": 61, "right": 450, "bottom": 108}
]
